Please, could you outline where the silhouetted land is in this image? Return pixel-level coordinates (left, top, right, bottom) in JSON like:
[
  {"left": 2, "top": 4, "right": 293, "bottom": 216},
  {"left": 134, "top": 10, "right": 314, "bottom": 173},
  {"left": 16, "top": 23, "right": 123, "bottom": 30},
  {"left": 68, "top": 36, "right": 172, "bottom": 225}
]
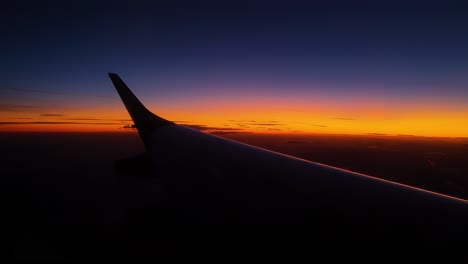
[
  {"left": 4, "top": 131, "right": 467, "bottom": 201},
  {"left": 221, "top": 133, "right": 468, "bottom": 200},
  {"left": 2, "top": 131, "right": 468, "bottom": 260}
]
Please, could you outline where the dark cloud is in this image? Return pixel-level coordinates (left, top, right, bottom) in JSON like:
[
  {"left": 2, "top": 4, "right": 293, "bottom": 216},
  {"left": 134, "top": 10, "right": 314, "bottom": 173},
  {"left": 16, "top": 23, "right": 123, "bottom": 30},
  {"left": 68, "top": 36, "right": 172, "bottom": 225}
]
[
  {"left": 227, "top": 120, "right": 264, "bottom": 123},
  {"left": 65, "top": 118, "right": 103, "bottom": 121},
  {"left": 40, "top": 114, "right": 65, "bottom": 117},
  {"left": 249, "top": 123, "right": 283, "bottom": 126},
  {"left": 235, "top": 123, "right": 250, "bottom": 128},
  {"left": 222, "top": 120, "right": 290, "bottom": 132},
  {"left": 122, "top": 125, "right": 136, "bottom": 129},
  {"left": 311, "top": 124, "right": 327, "bottom": 128},
  {"left": 8, "top": 117, "right": 33, "bottom": 119},
  {"left": 182, "top": 124, "right": 244, "bottom": 132},
  {"left": 368, "top": 133, "right": 388, "bottom": 136},
  {"left": 396, "top": 134, "right": 416, "bottom": 137},
  {"left": 227, "top": 120, "right": 286, "bottom": 129},
  {"left": 0, "top": 104, "right": 38, "bottom": 112}
]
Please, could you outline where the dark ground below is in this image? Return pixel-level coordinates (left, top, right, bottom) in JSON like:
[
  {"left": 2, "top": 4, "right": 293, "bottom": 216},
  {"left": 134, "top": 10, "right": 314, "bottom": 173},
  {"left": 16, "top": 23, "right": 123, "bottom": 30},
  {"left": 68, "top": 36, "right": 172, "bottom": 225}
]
[{"left": 2, "top": 131, "right": 468, "bottom": 261}]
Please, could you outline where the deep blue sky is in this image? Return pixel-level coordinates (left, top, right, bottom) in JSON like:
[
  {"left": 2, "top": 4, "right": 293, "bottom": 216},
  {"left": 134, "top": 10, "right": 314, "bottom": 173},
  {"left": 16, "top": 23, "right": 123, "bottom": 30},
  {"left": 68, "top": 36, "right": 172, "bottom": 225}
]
[
  {"left": 2, "top": 1, "right": 468, "bottom": 135},
  {"left": 3, "top": 1, "right": 468, "bottom": 93}
]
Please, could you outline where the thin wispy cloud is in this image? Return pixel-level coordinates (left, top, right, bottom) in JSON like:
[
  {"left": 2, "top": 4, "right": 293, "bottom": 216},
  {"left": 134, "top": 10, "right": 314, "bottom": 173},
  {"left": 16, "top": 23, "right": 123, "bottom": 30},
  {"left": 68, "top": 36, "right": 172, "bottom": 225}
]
[
  {"left": 330, "top": 117, "right": 356, "bottom": 121},
  {"left": 65, "top": 118, "right": 103, "bottom": 121},
  {"left": 224, "top": 119, "right": 288, "bottom": 132},
  {"left": 40, "top": 113, "right": 65, "bottom": 117}
]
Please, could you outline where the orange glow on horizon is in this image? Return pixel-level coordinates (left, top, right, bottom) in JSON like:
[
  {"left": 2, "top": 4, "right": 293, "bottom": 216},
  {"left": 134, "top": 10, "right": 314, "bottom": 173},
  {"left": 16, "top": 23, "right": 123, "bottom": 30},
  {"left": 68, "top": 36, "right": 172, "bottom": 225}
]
[{"left": 1, "top": 96, "right": 468, "bottom": 138}]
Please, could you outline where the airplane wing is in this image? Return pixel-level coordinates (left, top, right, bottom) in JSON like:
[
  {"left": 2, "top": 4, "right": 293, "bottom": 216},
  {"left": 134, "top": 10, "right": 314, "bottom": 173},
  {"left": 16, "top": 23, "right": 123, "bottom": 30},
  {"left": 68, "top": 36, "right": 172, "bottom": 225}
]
[{"left": 109, "top": 73, "right": 468, "bottom": 241}]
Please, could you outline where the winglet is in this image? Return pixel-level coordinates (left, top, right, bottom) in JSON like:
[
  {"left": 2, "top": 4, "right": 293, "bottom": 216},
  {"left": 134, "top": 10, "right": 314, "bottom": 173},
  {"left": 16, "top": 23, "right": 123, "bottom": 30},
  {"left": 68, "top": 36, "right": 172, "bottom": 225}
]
[{"left": 108, "top": 73, "right": 174, "bottom": 149}]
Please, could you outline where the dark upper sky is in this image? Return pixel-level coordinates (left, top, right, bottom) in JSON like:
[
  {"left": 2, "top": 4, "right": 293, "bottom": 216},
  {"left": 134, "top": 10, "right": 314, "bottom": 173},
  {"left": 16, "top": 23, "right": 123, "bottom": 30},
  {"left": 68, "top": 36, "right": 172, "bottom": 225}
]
[{"left": 2, "top": 0, "right": 468, "bottom": 136}]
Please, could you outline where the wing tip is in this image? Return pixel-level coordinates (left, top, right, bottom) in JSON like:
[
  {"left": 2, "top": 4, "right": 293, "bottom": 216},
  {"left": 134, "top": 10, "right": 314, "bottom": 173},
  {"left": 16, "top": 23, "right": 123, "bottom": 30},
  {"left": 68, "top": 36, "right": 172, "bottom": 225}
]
[
  {"left": 108, "top": 72, "right": 120, "bottom": 81},
  {"left": 108, "top": 72, "right": 175, "bottom": 149}
]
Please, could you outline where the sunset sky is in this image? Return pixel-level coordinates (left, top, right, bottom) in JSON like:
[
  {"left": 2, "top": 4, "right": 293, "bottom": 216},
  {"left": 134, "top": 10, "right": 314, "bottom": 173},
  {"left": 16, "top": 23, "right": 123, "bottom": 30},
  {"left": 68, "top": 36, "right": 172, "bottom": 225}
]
[{"left": 2, "top": 1, "right": 468, "bottom": 137}]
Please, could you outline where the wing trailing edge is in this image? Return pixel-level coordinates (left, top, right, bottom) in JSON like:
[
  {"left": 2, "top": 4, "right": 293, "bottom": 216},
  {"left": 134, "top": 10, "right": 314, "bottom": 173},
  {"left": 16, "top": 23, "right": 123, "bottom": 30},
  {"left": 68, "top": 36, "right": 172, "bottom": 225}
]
[{"left": 108, "top": 73, "right": 174, "bottom": 149}]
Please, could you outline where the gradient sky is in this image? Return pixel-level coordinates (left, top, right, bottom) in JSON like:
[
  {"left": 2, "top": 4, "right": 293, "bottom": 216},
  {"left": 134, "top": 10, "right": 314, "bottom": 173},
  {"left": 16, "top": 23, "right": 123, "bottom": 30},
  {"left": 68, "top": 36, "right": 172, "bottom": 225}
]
[{"left": 2, "top": 1, "right": 468, "bottom": 137}]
